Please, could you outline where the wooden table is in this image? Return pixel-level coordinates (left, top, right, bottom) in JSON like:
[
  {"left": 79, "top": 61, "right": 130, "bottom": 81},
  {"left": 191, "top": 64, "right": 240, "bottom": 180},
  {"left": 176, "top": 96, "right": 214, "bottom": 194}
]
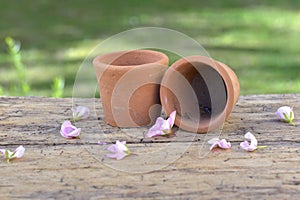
[{"left": 0, "top": 94, "right": 299, "bottom": 199}]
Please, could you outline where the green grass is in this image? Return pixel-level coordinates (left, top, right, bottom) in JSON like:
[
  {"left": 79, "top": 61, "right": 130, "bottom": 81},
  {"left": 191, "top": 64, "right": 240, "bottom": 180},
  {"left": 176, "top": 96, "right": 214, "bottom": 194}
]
[{"left": 0, "top": 0, "right": 300, "bottom": 97}]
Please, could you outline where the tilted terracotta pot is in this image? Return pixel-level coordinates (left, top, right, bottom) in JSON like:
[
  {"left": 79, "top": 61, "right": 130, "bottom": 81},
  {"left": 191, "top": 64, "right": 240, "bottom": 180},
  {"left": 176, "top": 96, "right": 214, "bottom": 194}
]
[
  {"left": 93, "top": 50, "right": 169, "bottom": 127},
  {"left": 160, "top": 56, "right": 240, "bottom": 133}
]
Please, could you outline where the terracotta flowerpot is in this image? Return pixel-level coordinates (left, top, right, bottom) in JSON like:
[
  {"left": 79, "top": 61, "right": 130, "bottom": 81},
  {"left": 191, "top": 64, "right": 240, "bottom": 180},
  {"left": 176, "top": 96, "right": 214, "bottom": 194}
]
[
  {"left": 160, "top": 56, "right": 240, "bottom": 133},
  {"left": 93, "top": 50, "right": 169, "bottom": 127}
]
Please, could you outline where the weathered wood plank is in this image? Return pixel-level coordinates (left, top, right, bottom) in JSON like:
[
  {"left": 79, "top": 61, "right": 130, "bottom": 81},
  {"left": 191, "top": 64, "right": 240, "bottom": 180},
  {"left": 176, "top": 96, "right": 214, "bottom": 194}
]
[
  {"left": 0, "top": 144, "right": 299, "bottom": 199},
  {"left": 0, "top": 94, "right": 299, "bottom": 145},
  {"left": 0, "top": 94, "right": 300, "bottom": 199}
]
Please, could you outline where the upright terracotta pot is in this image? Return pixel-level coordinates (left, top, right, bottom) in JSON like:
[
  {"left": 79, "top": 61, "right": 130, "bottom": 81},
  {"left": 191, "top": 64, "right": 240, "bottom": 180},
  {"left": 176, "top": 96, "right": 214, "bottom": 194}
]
[
  {"left": 160, "top": 56, "right": 240, "bottom": 133},
  {"left": 93, "top": 50, "right": 169, "bottom": 127}
]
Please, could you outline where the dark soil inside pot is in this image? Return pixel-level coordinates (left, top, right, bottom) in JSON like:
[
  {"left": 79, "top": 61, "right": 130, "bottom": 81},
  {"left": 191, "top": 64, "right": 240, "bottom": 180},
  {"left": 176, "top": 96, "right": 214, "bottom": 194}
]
[{"left": 176, "top": 62, "right": 228, "bottom": 122}]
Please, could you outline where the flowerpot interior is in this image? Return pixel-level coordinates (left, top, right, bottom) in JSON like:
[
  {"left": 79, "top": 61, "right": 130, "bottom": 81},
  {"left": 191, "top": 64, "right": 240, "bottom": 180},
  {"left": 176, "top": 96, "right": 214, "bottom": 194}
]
[
  {"left": 161, "top": 57, "right": 229, "bottom": 133},
  {"left": 93, "top": 50, "right": 169, "bottom": 127}
]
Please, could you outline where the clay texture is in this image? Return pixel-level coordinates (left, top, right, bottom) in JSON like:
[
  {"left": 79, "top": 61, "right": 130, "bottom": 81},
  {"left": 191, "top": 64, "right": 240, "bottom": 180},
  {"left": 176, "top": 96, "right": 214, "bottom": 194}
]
[
  {"left": 160, "top": 56, "right": 240, "bottom": 133},
  {"left": 93, "top": 50, "right": 169, "bottom": 127}
]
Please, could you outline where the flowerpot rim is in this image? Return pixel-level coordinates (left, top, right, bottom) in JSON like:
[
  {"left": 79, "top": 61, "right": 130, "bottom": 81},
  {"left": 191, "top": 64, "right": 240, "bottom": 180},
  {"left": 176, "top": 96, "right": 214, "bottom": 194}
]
[
  {"left": 160, "top": 55, "right": 237, "bottom": 133},
  {"left": 93, "top": 49, "right": 169, "bottom": 68}
]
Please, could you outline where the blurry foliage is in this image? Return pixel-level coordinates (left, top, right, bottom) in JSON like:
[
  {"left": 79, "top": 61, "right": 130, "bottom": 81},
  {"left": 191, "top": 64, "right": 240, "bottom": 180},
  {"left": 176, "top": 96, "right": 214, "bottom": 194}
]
[
  {"left": 51, "top": 77, "right": 65, "bottom": 98},
  {"left": 0, "top": 86, "right": 3, "bottom": 95},
  {"left": 5, "top": 37, "right": 30, "bottom": 95},
  {"left": 0, "top": 0, "right": 299, "bottom": 96},
  {"left": 2, "top": 37, "right": 65, "bottom": 97}
]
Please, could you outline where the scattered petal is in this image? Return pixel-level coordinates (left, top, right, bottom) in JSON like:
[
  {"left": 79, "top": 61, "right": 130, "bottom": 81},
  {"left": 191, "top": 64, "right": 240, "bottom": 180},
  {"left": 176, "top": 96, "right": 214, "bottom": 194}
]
[
  {"left": 97, "top": 141, "right": 107, "bottom": 145},
  {"left": 209, "top": 141, "right": 220, "bottom": 151},
  {"left": 14, "top": 145, "right": 25, "bottom": 158},
  {"left": 60, "top": 120, "right": 81, "bottom": 139},
  {"left": 208, "top": 137, "right": 220, "bottom": 145},
  {"left": 0, "top": 145, "right": 25, "bottom": 163},
  {"left": 276, "top": 106, "right": 295, "bottom": 125},
  {"left": 72, "top": 106, "right": 90, "bottom": 121},
  {"left": 167, "top": 110, "right": 176, "bottom": 128},
  {"left": 147, "top": 111, "right": 176, "bottom": 138},
  {"left": 208, "top": 137, "right": 231, "bottom": 150},
  {"left": 147, "top": 117, "right": 169, "bottom": 137},
  {"left": 0, "top": 149, "right": 5, "bottom": 155},
  {"left": 240, "top": 141, "right": 255, "bottom": 151},
  {"left": 218, "top": 139, "right": 231, "bottom": 149},
  {"left": 240, "top": 132, "right": 258, "bottom": 151},
  {"left": 244, "top": 132, "right": 257, "bottom": 147},
  {"left": 106, "top": 140, "right": 130, "bottom": 160}
]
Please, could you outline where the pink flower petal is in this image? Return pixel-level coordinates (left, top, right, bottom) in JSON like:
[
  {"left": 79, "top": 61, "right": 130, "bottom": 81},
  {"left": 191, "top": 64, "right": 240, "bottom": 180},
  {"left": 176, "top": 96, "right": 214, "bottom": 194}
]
[
  {"left": 106, "top": 152, "right": 127, "bottom": 160},
  {"left": 0, "top": 146, "right": 25, "bottom": 161},
  {"left": 240, "top": 132, "right": 258, "bottom": 151},
  {"left": 218, "top": 139, "right": 231, "bottom": 149},
  {"left": 244, "top": 132, "right": 257, "bottom": 147},
  {"left": 107, "top": 144, "right": 116, "bottom": 152},
  {"left": 0, "top": 149, "right": 5, "bottom": 155},
  {"left": 106, "top": 153, "right": 118, "bottom": 159},
  {"left": 116, "top": 141, "right": 127, "bottom": 152},
  {"left": 167, "top": 110, "right": 176, "bottom": 128},
  {"left": 240, "top": 141, "right": 257, "bottom": 151},
  {"left": 147, "top": 111, "right": 176, "bottom": 138},
  {"left": 72, "top": 106, "right": 90, "bottom": 120},
  {"left": 106, "top": 140, "right": 130, "bottom": 160},
  {"left": 116, "top": 152, "right": 128, "bottom": 160},
  {"left": 147, "top": 117, "right": 169, "bottom": 137},
  {"left": 97, "top": 141, "right": 107, "bottom": 145},
  {"left": 60, "top": 120, "right": 81, "bottom": 138},
  {"left": 209, "top": 138, "right": 231, "bottom": 150},
  {"left": 240, "top": 141, "right": 249, "bottom": 148},
  {"left": 68, "top": 128, "right": 81, "bottom": 137}
]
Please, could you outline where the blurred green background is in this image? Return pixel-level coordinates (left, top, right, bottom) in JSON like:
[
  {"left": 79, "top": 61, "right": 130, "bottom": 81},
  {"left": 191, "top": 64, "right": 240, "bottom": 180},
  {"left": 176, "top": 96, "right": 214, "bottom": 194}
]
[{"left": 0, "top": 0, "right": 299, "bottom": 97}]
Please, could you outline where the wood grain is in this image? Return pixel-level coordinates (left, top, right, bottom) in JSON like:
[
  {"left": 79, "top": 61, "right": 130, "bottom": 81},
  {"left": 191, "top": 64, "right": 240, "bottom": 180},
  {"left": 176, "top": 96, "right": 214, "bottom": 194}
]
[{"left": 0, "top": 94, "right": 299, "bottom": 199}]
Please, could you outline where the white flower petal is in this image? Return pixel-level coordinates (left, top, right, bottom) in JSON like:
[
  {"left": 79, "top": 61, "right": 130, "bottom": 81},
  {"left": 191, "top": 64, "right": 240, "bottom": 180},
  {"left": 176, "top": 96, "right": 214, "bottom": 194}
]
[
  {"left": 14, "top": 145, "right": 25, "bottom": 158},
  {"left": 72, "top": 106, "right": 90, "bottom": 120},
  {"left": 209, "top": 142, "right": 219, "bottom": 151},
  {"left": 208, "top": 137, "right": 220, "bottom": 145},
  {"left": 276, "top": 106, "right": 294, "bottom": 122},
  {"left": 244, "top": 132, "right": 258, "bottom": 147},
  {"left": 241, "top": 132, "right": 259, "bottom": 152}
]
